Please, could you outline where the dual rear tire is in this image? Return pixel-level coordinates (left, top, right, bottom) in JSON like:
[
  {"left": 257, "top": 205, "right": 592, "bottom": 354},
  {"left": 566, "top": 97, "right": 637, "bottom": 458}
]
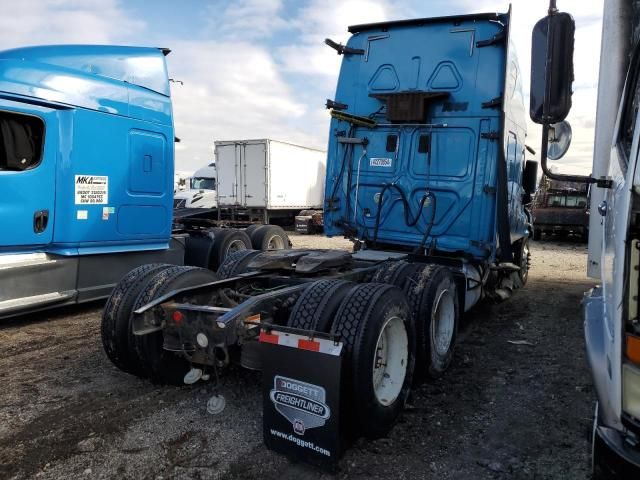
[
  {"left": 101, "top": 263, "right": 172, "bottom": 376},
  {"left": 404, "top": 264, "right": 459, "bottom": 378},
  {"left": 184, "top": 228, "right": 251, "bottom": 271},
  {"left": 287, "top": 279, "right": 355, "bottom": 332},
  {"left": 287, "top": 280, "right": 415, "bottom": 438},
  {"left": 284, "top": 262, "right": 460, "bottom": 437},
  {"left": 132, "top": 266, "right": 219, "bottom": 385},
  {"left": 101, "top": 265, "right": 219, "bottom": 385},
  {"left": 372, "top": 261, "right": 459, "bottom": 379},
  {"left": 246, "top": 224, "right": 290, "bottom": 251},
  {"left": 331, "top": 284, "right": 414, "bottom": 438},
  {"left": 103, "top": 257, "right": 458, "bottom": 436},
  {"left": 101, "top": 228, "right": 288, "bottom": 383},
  {"left": 183, "top": 225, "right": 289, "bottom": 272}
]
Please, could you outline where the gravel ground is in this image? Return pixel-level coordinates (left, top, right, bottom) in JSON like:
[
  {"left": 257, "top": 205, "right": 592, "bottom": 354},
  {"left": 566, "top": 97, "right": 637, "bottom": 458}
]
[{"left": 0, "top": 234, "right": 594, "bottom": 479}]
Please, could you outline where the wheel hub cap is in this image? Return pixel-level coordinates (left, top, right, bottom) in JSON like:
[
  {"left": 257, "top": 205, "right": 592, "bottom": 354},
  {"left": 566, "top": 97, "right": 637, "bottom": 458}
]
[{"left": 372, "top": 316, "right": 408, "bottom": 406}]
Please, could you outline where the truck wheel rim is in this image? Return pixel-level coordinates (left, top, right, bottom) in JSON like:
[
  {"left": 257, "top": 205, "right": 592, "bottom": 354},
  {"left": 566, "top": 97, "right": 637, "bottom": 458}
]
[
  {"left": 591, "top": 402, "right": 599, "bottom": 475},
  {"left": 226, "top": 239, "right": 247, "bottom": 256},
  {"left": 520, "top": 243, "right": 530, "bottom": 283},
  {"left": 432, "top": 289, "right": 455, "bottom": 357},
  {"left": 267, "top": 234, "right": 285, "bottom": 250},
  {"left": 372, "top": 315, "right": 408, "bottom": 406}
]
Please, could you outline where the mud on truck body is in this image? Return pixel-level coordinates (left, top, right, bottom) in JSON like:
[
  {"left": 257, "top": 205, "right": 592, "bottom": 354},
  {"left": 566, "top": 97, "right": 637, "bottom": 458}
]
[
  {"left": 0, "top": 46, "right": 290, "bottom": 319},
  {"left": 103, "top": 8, "right": 538, "bottom": 441}
]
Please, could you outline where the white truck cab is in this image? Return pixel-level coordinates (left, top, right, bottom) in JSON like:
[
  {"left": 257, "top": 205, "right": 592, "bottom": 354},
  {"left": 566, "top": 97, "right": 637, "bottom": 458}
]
[
  {"left": 532, "top": 1, "right": 640, "bottom": 477},
  {"left": 583, "top": 2, "right": 640, "bottom": 474},
  {"left": 173, "top": 163, "right": 217, "bottom": 209},
  {"left": 174, "top": 170, "right": 192, "bottom": 193}
]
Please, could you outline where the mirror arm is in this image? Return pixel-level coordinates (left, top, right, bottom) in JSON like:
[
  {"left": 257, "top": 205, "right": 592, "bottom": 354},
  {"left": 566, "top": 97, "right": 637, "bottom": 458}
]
[
  {"left": 539, "top": 124, "right": 596, "bottom": 184},
  {"left": 538, "top": 1, "right": 608, "bottom": 187}
]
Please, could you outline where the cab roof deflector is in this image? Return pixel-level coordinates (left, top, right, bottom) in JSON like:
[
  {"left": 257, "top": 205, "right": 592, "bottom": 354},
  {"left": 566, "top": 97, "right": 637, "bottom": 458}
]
[{"left": 348, "top": 12, "right": 503, "bottom": 33}]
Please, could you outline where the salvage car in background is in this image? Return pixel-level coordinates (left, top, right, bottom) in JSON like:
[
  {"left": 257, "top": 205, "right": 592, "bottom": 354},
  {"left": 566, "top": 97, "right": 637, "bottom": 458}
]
[{"left": 532, "top": 177, "right": 589, "bottom": 241}]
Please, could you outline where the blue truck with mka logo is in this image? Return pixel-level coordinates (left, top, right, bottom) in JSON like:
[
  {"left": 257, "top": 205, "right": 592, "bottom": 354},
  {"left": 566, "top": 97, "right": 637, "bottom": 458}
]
[
  {"left": 1, "top": 6, "right": 539, "bottom": 462},
  {"left": 0, "top": 45, "right": 292, "bottom": 318}
]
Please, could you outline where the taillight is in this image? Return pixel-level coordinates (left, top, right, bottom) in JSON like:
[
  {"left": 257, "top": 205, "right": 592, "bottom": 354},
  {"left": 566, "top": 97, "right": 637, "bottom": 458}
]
[
  {"left": 627, "top": 334, "right": 640, "bottom": 365},
  {"left": 172, "top": 310, "right": 184, "bottom": 324}
]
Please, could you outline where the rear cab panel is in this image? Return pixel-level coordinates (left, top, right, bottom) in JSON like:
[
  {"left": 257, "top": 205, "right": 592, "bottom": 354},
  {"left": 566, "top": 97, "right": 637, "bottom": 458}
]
[{"left": 324, "top": 11, "right": 528, "bottom": 261}]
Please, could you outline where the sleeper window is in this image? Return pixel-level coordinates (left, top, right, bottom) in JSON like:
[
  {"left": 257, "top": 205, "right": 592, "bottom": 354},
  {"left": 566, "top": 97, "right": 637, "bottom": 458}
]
[{"left": 0, "top": 111, "right": 44, "bottom": 171}]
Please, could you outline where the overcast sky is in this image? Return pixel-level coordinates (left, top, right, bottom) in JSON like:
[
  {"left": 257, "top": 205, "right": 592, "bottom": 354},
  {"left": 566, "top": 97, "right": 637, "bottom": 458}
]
[{"left": 0, "top": 0, "right": 603, "bottom": 174}]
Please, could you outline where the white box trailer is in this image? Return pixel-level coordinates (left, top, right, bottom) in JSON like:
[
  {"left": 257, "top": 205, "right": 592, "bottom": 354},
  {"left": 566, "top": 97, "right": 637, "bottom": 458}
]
[{"left": 214, "top": 139, "right": 325, "bottom": 222}]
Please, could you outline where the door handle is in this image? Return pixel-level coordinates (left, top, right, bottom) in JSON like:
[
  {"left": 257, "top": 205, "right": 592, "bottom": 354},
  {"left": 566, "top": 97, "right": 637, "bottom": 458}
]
[
  {"left": 597, "top": 201, "right": 608, "bottom": 217},
  {"left": 33, "top": 209, "right": 49, "bottom": 233}
]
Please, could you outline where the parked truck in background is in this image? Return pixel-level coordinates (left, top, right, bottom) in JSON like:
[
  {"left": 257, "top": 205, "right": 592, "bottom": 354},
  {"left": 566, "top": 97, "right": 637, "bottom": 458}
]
[
  {"left": 173, "top": 163, "right": 217, "bottom": 209},
  {"left": 101, "top": 7, "right": 539, "bottom": 446},
  {"left": 532, "top": 176, "right": 589, "bottom": 241},
  {"left": 530, "top": 1, "right": 640, "bottom": 476},
  {"left": 0, "top": 46, "right": 289, "bottom": 319},
  {"left": 215, "top": 139, "right": 326, "bottom": 225},
  {"left": 173, "top": 139, "right": 326, "bottom": 228},
  {"left": 174, "top": 170, "right": 192, "bottom": 193}
]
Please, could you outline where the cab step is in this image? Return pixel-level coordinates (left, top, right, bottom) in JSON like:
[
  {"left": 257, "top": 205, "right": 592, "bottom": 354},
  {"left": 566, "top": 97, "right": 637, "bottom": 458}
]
[{"left": 0, "top": 291, "right": 75, "bottom": 317}]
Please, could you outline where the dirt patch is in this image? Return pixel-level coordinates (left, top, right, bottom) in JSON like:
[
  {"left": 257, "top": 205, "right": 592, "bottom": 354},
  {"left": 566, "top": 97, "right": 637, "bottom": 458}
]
[{"left": 0, "top": 237, "right": 594, "bottom": 479}]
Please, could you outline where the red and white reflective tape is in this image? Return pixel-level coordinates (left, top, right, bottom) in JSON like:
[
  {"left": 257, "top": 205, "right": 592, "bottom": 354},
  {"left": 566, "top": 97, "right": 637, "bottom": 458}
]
[{"left": 259, "top": 329, "right": 342, "bottom": 356}]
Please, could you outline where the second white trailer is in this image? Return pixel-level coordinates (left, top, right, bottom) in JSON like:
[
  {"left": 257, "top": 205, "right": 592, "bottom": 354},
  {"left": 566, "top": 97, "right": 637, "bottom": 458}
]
[{"left": 215, "top": 139, "right": 326, "bottom": 223}]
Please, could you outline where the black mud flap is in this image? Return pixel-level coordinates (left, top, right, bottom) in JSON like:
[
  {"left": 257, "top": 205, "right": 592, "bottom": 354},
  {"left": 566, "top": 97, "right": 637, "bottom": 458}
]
[{"left": 260, "top": 326, "right": 343, "bottom": 471}]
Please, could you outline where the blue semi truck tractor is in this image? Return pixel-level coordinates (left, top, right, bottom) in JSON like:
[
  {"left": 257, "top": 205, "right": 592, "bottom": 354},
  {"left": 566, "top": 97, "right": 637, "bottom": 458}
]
[
  {"left": 0, "top": 45, "right": 290, "bottom": 319},
  {"left": 99, "top": 7, "right": 539, "bottom": 439}
]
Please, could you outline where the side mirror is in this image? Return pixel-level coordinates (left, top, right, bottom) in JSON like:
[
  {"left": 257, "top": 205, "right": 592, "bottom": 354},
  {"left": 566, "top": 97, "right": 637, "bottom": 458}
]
[
  {"left": 523, "top": 160, "right": 539, "bottom": 195},
  {"left": 547, "top": 121, "right": 572, "bottom": 160},
  {"left": 530, "top": 11, "right": 575, "bottom": 124},
  {"left": 527, "top": 3, "right": 591, "bottom": 185}
]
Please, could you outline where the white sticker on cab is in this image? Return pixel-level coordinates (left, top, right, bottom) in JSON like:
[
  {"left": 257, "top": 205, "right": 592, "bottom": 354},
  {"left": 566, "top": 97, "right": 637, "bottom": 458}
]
[
  {"left": 370, "top": 157, "right": 392, "bottom": 167},
  {"left": 77, "top": 210, "right": 88, "bottom": 220},
  {"left": 75, "top": 175, "right": 108, "bottom": 205}
]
